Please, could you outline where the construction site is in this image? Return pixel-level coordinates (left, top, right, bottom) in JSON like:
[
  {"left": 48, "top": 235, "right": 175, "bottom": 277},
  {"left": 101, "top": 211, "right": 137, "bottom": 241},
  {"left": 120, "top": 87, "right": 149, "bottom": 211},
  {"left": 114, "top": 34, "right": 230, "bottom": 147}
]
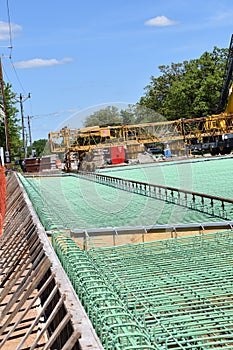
[
  {"left": 1, "top": 33, "right": 233, "bottom": 350},
  {"left": 2, "top": 154, "right": 233, "bottom": 349}
]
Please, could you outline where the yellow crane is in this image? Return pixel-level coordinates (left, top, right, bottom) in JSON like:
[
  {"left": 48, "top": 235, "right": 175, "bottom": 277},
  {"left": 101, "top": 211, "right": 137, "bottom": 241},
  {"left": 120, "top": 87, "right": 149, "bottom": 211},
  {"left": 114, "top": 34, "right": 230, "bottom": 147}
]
[{"left": 49, "top": 35, "right": 233, "bottom": 166}]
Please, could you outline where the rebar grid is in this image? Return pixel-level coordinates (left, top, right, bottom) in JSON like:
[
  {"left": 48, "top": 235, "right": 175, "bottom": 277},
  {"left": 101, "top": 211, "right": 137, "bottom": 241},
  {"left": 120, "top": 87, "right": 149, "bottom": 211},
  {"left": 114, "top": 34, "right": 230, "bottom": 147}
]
[
  {"left": 87, "top": 231, "right": 233, "bottom": 349},
  {"left": 52, "top": 231, "right": 233, "bottom": 349},
  {"left": 0, "top": 173, "right": 103, "bottom": 350},
  {"left": 18, "top": 174, "right": 222, "bottom": 236},
  {"left": 52, "top": 233, "right": 155, "bottom": 350}
]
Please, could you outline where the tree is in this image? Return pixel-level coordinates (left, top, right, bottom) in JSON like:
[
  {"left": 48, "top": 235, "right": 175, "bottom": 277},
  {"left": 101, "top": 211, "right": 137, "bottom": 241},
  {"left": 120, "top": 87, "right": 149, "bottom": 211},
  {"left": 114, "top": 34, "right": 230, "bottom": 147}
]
[
  {"left": 120, "top": 108, "right": 135, "bottom": 125},
  {"left": 131, "top": 104, "right": 164, "bottom": 124},
  {"left": 139, "top": 47, "right": 228, "bottom": 120},
  {"left": 83, "top": 104, "right": 164, "bottom": 127},
  {"left": 32, "top": 139, "right": 50, "bottom": 157},
  {"left": 84, "top": 106, "right": 123, "bottom": 127},
  {"left": 0, "top": 83, "right": 21, "bottom": 159}
]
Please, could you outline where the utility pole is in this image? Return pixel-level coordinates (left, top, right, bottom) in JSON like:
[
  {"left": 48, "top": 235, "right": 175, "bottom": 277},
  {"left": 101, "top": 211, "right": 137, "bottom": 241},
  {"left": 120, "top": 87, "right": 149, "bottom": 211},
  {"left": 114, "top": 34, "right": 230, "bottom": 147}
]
[
  {"left": 19, "top": 93, "right": 30, "bottom": 159},
  {"left": 0, "top": 58, "right": 10, "bottom": 163},
  {"left": 24, "top": 128, "right": 28, "bottom": 159},
  {"left": 27, "top": 115, "right": 33, "bottom": 157}
]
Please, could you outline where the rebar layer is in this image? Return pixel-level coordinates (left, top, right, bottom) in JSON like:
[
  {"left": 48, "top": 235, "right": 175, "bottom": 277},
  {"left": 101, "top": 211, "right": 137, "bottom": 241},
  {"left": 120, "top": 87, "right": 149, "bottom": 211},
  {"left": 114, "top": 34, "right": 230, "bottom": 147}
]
[
  {"left": 52, "top": 230, "right": 233, "bottom": 349},
  {"left": 76, "top": 172, "right": 233, "bottom": 220},
  {"left": 52, "top": 232, "right": 155, "bottom": 350},
  {"left": 17, "top": 174, "right": 226, "bottom": 235},
  {"left": 0, "top": 172, "right": 104, "bottom": 350}
]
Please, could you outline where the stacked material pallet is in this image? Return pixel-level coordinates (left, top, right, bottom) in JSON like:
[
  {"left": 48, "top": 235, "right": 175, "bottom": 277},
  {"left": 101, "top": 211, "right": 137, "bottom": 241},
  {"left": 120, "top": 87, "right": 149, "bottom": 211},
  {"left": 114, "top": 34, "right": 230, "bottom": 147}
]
[{"left": 25, "top": 155, "right": 60, "bottom": 173}]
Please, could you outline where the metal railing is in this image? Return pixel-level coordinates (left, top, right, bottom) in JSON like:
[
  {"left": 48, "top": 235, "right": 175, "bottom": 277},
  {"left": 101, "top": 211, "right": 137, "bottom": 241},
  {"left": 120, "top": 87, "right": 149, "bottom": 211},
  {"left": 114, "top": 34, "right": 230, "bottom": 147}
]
[{"left": 75, "top": 172, "right": 233, "bottom": 221}]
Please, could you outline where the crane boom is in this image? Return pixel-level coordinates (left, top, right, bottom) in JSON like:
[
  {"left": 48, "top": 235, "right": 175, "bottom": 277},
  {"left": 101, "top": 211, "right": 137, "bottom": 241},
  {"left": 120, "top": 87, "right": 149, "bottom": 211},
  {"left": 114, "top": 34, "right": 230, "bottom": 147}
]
[{"left": 216, "top": 34, "right": 233, "bottom": 114}]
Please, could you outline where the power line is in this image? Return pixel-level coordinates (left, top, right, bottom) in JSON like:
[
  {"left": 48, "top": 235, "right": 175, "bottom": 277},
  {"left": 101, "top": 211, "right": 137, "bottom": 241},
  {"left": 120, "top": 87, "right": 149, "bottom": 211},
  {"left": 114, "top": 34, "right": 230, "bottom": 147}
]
[
  {"left": 32, "top": 109, "right": 79, "bottom": 119},
  {"left": 9, "top": 58, "right": 27, "bottom": 93},
  {"left": 0, "top": 0, "right": 27, "bottom": 94},
  {"left": 6, "top": 0, "right": 13, "bottom": 57}
]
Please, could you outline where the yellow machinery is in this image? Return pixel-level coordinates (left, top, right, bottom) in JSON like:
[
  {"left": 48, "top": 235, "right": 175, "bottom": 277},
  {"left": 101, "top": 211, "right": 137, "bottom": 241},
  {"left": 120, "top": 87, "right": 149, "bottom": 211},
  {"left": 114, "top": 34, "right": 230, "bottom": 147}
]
[
  {"left": 49, "top": 110, "right": 233, "bottom": 157},
  {"left": 49, "top": 121, "right": 183, "bottom": 154},
  {"left": 49, "top": 35, "right": 233, "bottom": 164}
]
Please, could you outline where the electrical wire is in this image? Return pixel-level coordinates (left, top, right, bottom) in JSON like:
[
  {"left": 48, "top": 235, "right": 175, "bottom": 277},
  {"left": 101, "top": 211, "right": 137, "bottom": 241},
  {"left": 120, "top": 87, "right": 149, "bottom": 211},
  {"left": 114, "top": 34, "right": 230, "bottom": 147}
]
[
  {"left": 6, "top": 0, "right": 13, "bottom": 57},
  {"left": 0, "top": 0, "right": 27, "bottom": 94},
  {"left": 9, "top": 57, "right": 26, "bottom": 93},
  {"left": 6, "top": 0, "right": 28, "bottom": 93}
]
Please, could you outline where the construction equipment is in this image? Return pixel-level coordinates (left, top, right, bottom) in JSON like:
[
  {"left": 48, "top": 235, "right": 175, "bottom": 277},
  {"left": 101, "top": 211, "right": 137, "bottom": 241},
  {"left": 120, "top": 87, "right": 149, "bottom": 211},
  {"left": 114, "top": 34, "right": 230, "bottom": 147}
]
[
  {"left": 185, "top": 34, "right": 233, "bottom": 155},
  {"left": 49, "top": 35, "right": 233, "bottom": 166},
  {"left": 48, "top": 122, "right": 180, "bottom": 170}
]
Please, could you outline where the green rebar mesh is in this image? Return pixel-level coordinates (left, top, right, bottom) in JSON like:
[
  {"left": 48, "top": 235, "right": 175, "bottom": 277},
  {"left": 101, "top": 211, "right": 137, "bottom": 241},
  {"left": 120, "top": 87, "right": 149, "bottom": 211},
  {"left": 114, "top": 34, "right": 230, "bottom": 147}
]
[
  {"left": 52, "top": 232, "right": 155, "bottom": 350},
  {"left": 99, "top": 156, "right": 233, "bottom": 199},
  {"left": 52, "top": 230, "right": 233, "bottom": 349},
  {"left": 17, "top": 173, "right": 221, "bottom": 234},
  {"left": 87, "top": 231, "right": 233, "bottom": 349}
]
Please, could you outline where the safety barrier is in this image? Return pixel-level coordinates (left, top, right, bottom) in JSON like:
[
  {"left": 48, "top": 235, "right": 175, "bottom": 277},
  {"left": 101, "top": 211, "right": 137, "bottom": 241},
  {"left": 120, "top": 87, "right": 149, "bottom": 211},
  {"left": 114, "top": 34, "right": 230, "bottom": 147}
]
[
  {"left": 76, "top": 172, "right": 233, "bottom": 220},
  {"left": 52, "top": 232, "right": 154, "bottom": 350},
  {"left": 0, "top": 166, "right": 6, "bottom": 235}
]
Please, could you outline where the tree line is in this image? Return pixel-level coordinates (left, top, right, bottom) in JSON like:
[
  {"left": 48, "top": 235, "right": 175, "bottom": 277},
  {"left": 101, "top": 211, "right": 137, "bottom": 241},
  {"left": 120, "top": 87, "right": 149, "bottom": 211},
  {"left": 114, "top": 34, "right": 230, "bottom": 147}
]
[
  {"left": 84, "top": 46, "right": 228, "bottom": 126},
  {"left": 0, "top": 45, "right": 229, "bottom": 158}
]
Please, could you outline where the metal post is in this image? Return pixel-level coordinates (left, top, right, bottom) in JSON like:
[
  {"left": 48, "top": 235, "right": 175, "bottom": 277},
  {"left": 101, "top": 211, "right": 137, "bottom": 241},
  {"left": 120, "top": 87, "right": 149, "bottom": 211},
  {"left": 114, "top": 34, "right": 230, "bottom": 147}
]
[
  {"left": 19, "top": 93, "right": 30, "bottom": 159},
  {"left": 27, "top": 115, "right": 33, "bottom": 157},
  {"left": 19, "top": 94, "right": 25, "bottom": 156}
]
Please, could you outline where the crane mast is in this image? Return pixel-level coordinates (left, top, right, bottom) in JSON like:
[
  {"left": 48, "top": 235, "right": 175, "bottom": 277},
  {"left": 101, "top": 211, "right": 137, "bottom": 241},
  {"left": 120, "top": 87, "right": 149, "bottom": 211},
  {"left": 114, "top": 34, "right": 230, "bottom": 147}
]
[{"left": 216, "top": 34, "right": 233, "bottom": 114}]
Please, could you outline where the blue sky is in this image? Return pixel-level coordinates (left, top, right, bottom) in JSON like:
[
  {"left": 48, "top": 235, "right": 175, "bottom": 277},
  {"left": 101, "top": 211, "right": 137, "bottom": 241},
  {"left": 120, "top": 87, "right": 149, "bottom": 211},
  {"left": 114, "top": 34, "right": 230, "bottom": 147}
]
[{"left": 0, "top": 0, "right": 233, "bottom": 141}]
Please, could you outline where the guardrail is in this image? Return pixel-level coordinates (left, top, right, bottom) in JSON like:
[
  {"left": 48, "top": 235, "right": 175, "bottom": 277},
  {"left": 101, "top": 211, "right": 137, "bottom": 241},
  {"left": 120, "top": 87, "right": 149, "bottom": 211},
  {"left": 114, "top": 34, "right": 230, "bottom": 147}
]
[{"left": 75, "top": 171, "right": 233, "bottom": 221}]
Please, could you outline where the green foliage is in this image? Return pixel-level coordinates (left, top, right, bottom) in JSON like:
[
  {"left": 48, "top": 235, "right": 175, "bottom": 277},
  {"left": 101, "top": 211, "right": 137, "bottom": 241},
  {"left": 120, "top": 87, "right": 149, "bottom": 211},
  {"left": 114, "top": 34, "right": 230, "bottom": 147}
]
[
  {"left": 0, "top": 83, "right": 21, "bottom": 159},
  {"left": 32, "top": 138, "right": 50, "bottom": 157},
  {"left": 84, "top": 46, "right": 228, "bottom": 126},
  {"left": 139, "top": 47, "right": 228, "bottom": 120},
  {"left": 84, "top": 106, "right": 122, "bottom": 127},
  {"left": 83, "top": 104, "right": 164, "bottom": 127},
  {"left": 130, "top": 104, "right": 164, "bottom": 124}
]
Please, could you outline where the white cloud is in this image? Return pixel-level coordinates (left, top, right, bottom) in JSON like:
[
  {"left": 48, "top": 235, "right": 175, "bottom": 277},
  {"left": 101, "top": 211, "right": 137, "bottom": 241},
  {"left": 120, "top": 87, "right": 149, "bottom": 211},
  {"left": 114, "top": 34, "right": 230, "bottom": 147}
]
[
  {"left": 0, "top": 21, "right": 22, "bottom": 40},
  {"left": 14, "top": 57, "right": 73, "bottom": 69},
  {"left": 145, "top": 16, "right": 178, "bottom": 27}
]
